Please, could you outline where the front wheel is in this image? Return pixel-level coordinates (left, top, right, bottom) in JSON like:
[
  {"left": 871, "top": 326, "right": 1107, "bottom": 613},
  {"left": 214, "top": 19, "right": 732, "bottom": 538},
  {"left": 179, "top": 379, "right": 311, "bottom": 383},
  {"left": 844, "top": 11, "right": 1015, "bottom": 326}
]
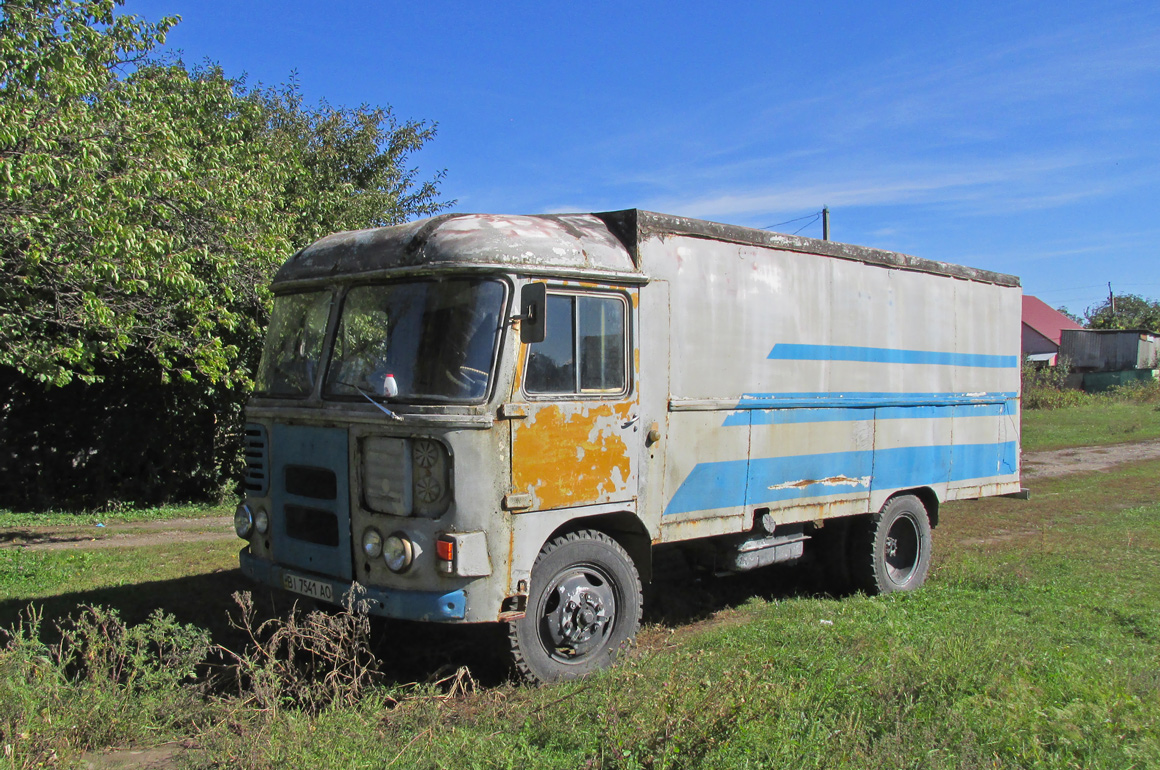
[
  {"left": 508, "top": 530, "right": 642, "bottom": 684},
  {"left": 851, "top": 495, "right": 933, "bottom": 594}
]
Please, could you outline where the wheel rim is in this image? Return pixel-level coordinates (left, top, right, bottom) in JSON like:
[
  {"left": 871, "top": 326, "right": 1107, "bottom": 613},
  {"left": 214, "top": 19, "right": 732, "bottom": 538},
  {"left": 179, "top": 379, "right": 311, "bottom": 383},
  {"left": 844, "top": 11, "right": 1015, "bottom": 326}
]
[
  {"left": 884, "top": 514, "right": 921, "bottom": 586},
  {"left": 538, "top": 564, "right": 617, "bottom": 663}
]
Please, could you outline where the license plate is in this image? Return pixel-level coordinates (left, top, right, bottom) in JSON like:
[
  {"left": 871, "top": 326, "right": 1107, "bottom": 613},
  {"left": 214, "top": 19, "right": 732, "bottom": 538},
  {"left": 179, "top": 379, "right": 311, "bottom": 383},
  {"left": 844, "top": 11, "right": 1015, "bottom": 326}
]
[{"left": 282, "top": 572, "right": 335, "bottom": 602}]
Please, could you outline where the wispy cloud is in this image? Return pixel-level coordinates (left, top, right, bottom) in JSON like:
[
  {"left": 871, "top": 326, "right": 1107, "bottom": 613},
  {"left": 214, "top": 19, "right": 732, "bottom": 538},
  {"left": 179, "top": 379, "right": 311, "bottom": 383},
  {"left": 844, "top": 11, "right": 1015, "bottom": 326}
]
[
  {"left": 642, "top": 151, "right": 1142, "bottom": 222},
  {"left": 558, "top": 7, "right": 1160, "bottom": 226}
]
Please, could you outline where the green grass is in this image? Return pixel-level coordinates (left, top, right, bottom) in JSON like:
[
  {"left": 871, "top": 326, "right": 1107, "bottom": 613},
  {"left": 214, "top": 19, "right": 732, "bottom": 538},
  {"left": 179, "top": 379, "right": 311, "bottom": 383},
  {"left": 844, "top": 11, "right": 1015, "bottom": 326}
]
[
  {"left": 1022, "top": 399, "right": 1160, "bottom": 451},
  {"left": 0, "top": 502, "right": 231, "bottom": 529},
  {"left": 0, "top": 540, "right": 239, "bottom": 601}
]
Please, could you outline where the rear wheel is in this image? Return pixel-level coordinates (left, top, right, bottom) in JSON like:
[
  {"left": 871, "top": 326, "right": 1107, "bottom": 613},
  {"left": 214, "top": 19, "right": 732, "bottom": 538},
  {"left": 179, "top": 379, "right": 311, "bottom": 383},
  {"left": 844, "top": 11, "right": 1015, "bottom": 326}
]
[
  {"left": 852, "top": 495, "right": 932, "bottom": 594},
  {"left": 508, "top": 530, "right": 642, "bottom": 684}
]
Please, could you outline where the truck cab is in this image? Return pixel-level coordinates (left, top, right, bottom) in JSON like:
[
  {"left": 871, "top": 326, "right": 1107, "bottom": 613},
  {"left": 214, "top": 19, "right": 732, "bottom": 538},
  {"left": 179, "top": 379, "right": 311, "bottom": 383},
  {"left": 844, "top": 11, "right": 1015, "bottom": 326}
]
[{"left": 237, "top": 213, "right": 654, "bottom": 682}]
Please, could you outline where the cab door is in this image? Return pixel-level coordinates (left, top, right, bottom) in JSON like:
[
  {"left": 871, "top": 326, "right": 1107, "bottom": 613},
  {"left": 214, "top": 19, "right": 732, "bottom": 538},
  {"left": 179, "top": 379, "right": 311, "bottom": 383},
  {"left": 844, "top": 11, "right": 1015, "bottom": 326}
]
[{"left": 509, "top": 287, "right": 639, "bottom": 512}]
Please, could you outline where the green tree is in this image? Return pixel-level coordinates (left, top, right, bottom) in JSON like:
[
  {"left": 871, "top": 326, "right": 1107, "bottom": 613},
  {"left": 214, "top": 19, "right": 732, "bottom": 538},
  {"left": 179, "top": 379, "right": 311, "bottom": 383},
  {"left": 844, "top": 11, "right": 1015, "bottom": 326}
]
[
  {"left": 257, "top": 81, "right": 447, "bottom": 248},
  {"left": 0, "top": 0, "right": 449, "bottom": 508},
  {"left": 1084, "top": 294, "right": 1160, "bottom": 334}
]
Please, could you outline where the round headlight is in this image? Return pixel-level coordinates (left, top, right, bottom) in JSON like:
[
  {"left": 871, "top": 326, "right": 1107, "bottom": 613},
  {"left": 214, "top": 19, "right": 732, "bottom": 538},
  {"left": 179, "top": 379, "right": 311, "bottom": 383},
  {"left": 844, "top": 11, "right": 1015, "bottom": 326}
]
[
  {"left": 234, "top": 503, "right": 253, "bottom": 539},
  {"left": 383, "top": 532, "right": 414, "bottom": 573},
  {"left": 254, "top": 507, "right": 269, "bottom": 535},
  {"left": 362, "top": 528, "right": 383, "bottom": 559}
]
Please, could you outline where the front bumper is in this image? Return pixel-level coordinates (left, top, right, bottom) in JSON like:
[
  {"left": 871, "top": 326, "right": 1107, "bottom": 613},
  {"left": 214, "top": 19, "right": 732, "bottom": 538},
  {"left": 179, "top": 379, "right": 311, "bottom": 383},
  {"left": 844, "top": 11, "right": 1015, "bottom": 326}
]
[{"left": 239, "top": 548, "right": 466, "bottom": 621}]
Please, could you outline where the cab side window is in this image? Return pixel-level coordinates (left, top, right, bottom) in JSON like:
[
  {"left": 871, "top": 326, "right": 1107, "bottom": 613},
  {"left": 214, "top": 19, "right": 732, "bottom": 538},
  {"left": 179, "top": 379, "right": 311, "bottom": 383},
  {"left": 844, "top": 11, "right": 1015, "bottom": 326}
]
[{"left": 525, "top": 292, "right": 627, "bottom": 395}]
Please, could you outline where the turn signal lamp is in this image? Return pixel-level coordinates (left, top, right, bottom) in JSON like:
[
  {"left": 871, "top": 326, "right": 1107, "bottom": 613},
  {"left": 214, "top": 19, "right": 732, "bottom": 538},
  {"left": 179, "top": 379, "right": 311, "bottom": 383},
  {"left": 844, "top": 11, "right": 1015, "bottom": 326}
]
[{"left": 435, "top": 536, "right": 455, "bottom": 574}]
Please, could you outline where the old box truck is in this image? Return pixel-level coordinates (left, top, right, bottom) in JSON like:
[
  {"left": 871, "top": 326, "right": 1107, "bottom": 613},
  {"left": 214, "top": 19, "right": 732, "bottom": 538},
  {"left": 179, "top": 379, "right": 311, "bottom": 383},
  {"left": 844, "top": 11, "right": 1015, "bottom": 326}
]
[{"left": 235, "top": 210, "right": 1022, "bottom": 682}]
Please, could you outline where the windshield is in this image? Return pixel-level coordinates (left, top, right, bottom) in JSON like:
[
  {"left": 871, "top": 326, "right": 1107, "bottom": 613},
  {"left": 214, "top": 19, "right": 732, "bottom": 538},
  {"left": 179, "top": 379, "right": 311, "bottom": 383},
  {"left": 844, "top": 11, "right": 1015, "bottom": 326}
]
[
  {"left": 324, "top": 279, "right": 505, "bottom": 403},
  {"left": 255, "top": 290, "right": 333, "bottom": 396}
]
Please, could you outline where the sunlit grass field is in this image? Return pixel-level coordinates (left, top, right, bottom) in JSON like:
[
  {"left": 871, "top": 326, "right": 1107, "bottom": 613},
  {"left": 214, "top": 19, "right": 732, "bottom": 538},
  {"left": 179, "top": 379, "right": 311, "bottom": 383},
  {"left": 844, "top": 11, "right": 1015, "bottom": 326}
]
[{"left": 1022, "top": 399, "right": 1160, "bottom": 451}]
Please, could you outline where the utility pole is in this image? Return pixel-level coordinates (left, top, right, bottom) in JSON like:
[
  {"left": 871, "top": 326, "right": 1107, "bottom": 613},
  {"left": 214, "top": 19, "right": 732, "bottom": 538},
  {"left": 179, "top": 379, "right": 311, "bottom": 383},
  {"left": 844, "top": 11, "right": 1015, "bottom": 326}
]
[
  {"left": 1108, "top": 282, "right": 1116, "bottom": 317},
  {"left": 822, "top": 206, "right": 829, "bottom": 241}
]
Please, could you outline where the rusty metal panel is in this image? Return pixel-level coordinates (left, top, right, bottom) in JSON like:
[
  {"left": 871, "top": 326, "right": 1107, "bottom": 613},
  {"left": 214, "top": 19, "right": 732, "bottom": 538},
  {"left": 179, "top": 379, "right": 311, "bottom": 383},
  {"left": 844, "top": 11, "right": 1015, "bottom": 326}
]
[
  {"left": 276, "top": 214, "right": 642, "bottom": 287},
  {"left": 661, "top": 409, "right": 752, "bottom": 533},
  {"left": 508, "top": 284, "right": 640, "bottom": 512},
  {"left": 746, "top": 415, "right": 874, "bottom": 516},
  {"left": 510, "top": 400, "right": 639, "bottom": 510},
  {"left": 635, "top": 282, "right": 669, "bottom": 540}
]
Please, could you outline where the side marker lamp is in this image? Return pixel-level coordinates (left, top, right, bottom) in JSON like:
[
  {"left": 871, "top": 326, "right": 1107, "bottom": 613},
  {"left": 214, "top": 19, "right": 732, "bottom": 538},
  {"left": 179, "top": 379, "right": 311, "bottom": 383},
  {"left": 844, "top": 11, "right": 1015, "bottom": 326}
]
[{"left": 435, "top": 536, "right": 455, "bottom": 574}]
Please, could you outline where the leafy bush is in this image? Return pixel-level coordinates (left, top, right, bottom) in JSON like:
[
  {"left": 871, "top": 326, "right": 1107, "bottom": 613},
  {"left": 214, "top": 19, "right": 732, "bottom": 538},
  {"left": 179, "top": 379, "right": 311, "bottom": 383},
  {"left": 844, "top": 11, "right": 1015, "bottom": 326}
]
[
  {"left": 1023, "top": 387, "right": 1094, "bottom": 410},
  {"left": 0, "top": 0, "right": 449, "bottom": 510},
  {"left": 1107, "top": 379, "right": 1160, "bottom": 405},
  {"left": 1021, "top": 356, "right": 1091, "bottom": 410}
]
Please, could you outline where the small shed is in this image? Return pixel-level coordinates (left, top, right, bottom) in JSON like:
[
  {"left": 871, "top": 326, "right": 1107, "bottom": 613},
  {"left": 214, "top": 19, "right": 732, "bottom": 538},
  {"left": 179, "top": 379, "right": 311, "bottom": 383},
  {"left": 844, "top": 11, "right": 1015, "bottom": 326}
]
[
  {"left": 1022, "top": 295, "right": 1083, "bottom": 364},
  {"left": 1059, "top": 329, "right": 1160, "bottom": 391},
  {"left": 1060, "top": 329, "right": 1160, "bottom": 371}
]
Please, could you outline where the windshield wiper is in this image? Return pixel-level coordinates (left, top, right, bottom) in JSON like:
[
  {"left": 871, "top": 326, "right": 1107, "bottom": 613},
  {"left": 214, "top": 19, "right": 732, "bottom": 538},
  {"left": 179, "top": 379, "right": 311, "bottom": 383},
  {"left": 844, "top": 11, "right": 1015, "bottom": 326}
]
[{"left": 341, "top": 382, "right": 404, "bottom": 422}]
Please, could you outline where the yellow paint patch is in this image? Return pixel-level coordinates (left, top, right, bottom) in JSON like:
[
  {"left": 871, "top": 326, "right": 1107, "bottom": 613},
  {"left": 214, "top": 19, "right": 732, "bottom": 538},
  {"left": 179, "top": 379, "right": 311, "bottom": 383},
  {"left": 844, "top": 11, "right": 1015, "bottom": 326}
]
[{"left": 512, "top": 402, "right": 634, "bottom": 510}]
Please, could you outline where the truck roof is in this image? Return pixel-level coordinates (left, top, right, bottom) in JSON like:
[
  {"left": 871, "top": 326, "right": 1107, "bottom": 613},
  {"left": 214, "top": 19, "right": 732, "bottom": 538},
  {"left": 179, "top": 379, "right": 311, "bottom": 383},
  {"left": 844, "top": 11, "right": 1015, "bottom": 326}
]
[{"left": 272, "top": 209, "right": 1020, "bottom": 289}]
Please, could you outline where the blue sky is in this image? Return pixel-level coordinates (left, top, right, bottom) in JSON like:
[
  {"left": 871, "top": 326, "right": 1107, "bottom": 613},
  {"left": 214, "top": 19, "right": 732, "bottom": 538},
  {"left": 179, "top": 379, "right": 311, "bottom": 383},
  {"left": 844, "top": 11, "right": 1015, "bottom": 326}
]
[{"left": 122, "top": 0, "right": 1160, "bottom": 318}]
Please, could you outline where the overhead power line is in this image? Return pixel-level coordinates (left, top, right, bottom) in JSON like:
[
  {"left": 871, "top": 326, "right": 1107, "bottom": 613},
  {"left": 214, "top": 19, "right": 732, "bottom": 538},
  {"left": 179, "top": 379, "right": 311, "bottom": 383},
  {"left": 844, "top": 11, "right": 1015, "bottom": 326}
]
[
  {"left": 763, "top": 207, "right": 829, "bottom": 239},
  {"left": 761, "top": 213, "right": 819, "bottom": 229},
  {"left": 791, "top": 214, "right": 821, "bottom": 236}
]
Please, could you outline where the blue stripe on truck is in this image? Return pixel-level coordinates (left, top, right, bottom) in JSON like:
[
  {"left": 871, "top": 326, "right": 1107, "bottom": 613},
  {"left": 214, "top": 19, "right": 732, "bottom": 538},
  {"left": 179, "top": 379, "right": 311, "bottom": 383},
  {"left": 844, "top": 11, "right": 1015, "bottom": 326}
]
[
  {"left": 768, "top": 344, "right": 1019, "bottom": 369},
  {"left": 722, "top": 396, "right": 1016, "bottom": 426},
  {"left": 663, "top": 441, "right": 1018, "bottom": 515}
]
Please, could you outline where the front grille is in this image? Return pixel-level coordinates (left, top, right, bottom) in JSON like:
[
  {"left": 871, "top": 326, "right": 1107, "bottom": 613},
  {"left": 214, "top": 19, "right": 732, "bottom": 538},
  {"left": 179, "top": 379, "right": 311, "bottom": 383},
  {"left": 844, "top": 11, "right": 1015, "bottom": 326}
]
[
  {"left": 284, "top": 504, "right": 339, "bottom": 546},
  {"left": 243, "top": 424, "right": 269, "bottom": 495},
  {"left": 284, "top": 465, "right": 337, "bottom": 500}
]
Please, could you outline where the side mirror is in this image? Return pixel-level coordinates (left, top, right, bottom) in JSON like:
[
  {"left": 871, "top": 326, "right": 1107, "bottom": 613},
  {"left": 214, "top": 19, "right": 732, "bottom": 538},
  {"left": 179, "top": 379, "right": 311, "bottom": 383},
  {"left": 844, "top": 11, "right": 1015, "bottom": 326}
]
[{"left": 519, "top": 282, "right": 547, "bottom": 343}]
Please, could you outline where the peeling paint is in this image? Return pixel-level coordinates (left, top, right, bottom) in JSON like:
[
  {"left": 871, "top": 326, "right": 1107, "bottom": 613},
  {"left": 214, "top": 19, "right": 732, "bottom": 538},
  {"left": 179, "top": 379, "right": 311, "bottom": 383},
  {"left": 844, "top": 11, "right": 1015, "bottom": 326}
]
[
  {"left": 512, "top": 401, "right": 636, "bottom": 511},
  {"left": 767, "top": 475, "right": 870, "bottom": 491}
]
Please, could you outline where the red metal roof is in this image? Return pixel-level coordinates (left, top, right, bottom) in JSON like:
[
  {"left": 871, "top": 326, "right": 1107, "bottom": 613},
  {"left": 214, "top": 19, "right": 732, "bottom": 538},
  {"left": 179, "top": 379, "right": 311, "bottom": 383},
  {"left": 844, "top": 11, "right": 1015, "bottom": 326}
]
[{"left": 1022, "top": 295, "right": 1083, "bottom": 345}]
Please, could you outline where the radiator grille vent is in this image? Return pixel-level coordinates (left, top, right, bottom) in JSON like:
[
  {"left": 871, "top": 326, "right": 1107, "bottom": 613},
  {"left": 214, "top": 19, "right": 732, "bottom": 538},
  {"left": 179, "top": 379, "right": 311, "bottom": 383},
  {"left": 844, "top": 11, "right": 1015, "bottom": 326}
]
[
  {"left": 284, "top": 465, "right": 337, "bottom": 500},
  {"left": 243, "top": 423, "right": 269, "bottom": 495},
  {"left": 285, "top": 504, "right": 339, "bottom": 546}
]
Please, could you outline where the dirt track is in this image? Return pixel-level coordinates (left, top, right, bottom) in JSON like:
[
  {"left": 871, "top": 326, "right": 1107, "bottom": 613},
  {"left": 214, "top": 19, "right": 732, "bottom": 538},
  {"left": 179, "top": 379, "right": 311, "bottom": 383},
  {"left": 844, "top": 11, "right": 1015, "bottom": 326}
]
[
  {"left": 5, "top": 438, "right": 1160, "bottom": 552},
  {"left": 0, "top": 515, "right": 233, "bottom": 551},
  {"left": 1020, "top": 437, "right": 1160, "bottom": 479}
]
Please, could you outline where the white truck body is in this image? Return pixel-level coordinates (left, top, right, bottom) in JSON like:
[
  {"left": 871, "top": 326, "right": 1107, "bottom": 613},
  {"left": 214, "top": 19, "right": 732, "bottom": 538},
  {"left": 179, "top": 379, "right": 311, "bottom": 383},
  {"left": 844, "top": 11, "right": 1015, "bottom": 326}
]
[{"left": 236, "top": 210, "right": 1021, "bottom": 681}]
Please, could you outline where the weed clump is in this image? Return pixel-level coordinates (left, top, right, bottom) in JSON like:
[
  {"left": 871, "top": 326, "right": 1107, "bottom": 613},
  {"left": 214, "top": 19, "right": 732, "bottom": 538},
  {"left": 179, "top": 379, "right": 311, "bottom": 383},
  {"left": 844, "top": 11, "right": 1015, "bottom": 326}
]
[
  {"left": 219, "top": 587, "right": 383, "bottom": 717},
  {"left": 0, "top": 605, "right": 210, "bottom": 766}
]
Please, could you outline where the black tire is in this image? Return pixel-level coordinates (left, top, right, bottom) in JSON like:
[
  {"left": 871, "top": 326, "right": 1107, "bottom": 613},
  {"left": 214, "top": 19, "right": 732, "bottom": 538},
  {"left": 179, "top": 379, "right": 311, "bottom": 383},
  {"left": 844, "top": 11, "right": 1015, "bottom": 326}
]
[
  {"left": 851, "top": 495, "right": 933, "bottom": 595},
  {"left": 508, "top": 530, "right": 642, "bottom": 684}
]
